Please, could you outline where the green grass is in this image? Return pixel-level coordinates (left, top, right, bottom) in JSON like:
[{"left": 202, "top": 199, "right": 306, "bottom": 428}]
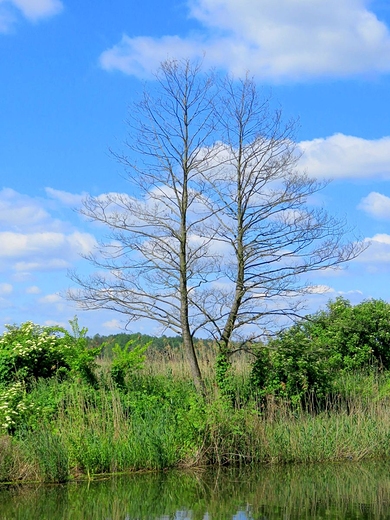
[{"left": 2, "top": 361, "right": 390, "bottom": 483}]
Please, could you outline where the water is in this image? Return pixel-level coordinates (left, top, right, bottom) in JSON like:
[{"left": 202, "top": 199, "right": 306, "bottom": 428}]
[{"left": 1, "top": 461, "right": 390, "bottom": 519}]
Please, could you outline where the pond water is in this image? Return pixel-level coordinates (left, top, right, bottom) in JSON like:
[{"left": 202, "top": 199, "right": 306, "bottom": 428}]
[{"left": 1, "top": 461, "right": 390, "bottom": 519}]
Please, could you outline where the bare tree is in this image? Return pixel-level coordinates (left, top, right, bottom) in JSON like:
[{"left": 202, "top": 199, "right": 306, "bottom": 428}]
[{"left": 69, "top": 59, "right": 366, "bottom": 393}]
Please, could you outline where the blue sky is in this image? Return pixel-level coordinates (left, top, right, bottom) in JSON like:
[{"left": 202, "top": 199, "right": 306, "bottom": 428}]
[{"left": 1, "top": 0, "right": 390, "bottom": 336}]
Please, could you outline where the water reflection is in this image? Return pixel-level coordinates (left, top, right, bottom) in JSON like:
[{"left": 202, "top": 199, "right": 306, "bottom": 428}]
[{"left": 1, "top": 462, "right": 390, "bottom": 519}]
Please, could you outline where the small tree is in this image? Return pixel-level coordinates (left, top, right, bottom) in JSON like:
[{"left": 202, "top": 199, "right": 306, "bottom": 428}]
[{"left": 69, "top": 59, "right": 365, "bottom": 394}]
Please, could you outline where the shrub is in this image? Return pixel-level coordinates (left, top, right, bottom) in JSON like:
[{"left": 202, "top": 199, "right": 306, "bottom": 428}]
[
  {"left": 250, "top": 297, "right": 390, "bottom": 406},
  {"left": 0, "top": 381, "right": 33, "bottom": 433},
  {"left": 0, "top": 318, "right": 101, "bottom": 434},
  {"left": 302, "top": 297, "right": 390, "bottom": 371},
  {"left": 110, "top": 339, "right": 149, "bottom": 389},
  {"left": 251, "top": 329, "right": 332, "bottom": 406},
  {"left": 0, "top": 318, "right": 100, "bottom": 388}
]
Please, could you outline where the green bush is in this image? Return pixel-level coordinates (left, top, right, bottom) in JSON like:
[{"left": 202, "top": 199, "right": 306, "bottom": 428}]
[
  {"left": 250, "top": 297, "right": 390, "bottom": 405},
  {"left": 110, "top": 339, "right": 149, "bottom": 389},
  {"left": 251, "top": 330, "right": 332, "bottom": 406},
  {"left": 301, "top": 297, "right": 390, "bottom": 371},
  {"left": 0, "top": 318, "right": 101, "bottom": 434},
  {"left": 0, "top": 318, "right": 100, "bottom": 388}
]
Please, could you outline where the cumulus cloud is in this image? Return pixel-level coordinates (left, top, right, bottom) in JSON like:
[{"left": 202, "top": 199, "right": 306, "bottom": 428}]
[
  {"left": 0, "top": 188, "right": 55, "bottom": 231},
  {"left": 10, "top": 0, "right": 63, "bottom": 20},
  {"left": 38, "top": 293, "right": 62, "bottom": 304},
  {"left": 102, "top": 318, "right": 122, "bottom": 330},
  {"left": 99, "top": 0, "right": 390, "bottom": 81},
  {"left": 45, "top": 187, "right": 88, "bottom": 207},
  {"left": 358, "top": 192, "right": 390, "bottom": 219},
  {"left": 306, "top": 284, "right": 335, "bottom": 295},
  {"left": 298, "top": 134, "right": 390, "bottom": 180},
  {"left": 0, "top": 5, "right": 14, "bottom": 32},
  {"left": 100, "top": 35, "right": 203, "bottom": 77},
  {"left": 14, "top": 259, "right": 70, "bottom": 272},
  {"left": 0, "top": 231, "right": 97, "bottom": 275},
  {"left": 43, "top": 319, "right": 67, "bottom": 327},
  {"left": 0, "top": 189, "right": 97, "bottom": 277},
  {"left": 0, "top": 0, "right": 63, "bottom": 32},
  {"left": 0, "top": 231, "right": 96, "bottom": 260},
  {"left": 355, "top": 234, "right": 390, "bottom": 265}
]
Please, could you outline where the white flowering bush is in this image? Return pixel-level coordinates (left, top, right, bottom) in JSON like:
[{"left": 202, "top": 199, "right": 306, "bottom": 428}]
[
  {"left": 0, "top": 319, "right": 101, "bottom": 388},
  {"left": 0, "top": 381, "right": 34, "bottom": 433},
  {"left": 0, "top": 322, "right": 71, "bottom": 386},
  {"left": 0, "top": 319, "right": 101, "bottom": 434}
]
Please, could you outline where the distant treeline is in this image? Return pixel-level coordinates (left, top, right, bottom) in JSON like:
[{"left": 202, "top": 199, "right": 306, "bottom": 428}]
[{"left": 88, "top": 332, "right": 215, "bottom": 358}]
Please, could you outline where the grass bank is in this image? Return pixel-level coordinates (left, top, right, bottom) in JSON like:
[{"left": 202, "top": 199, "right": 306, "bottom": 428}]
[{"left": 2, "top": 358, "right": 390, "bottom": 483}]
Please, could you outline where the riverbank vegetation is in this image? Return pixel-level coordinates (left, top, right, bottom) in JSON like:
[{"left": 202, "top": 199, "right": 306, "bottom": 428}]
[{"left": 1, "top": 297, "right": 390, "bottom": 483}]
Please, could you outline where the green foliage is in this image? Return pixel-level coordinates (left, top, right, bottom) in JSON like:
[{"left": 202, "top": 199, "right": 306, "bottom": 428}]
[
  {"left": 110, "top": 339, "right": 149, "bottom": 389},
  {"left": 3, "top": 299, "right": 390, "bottom": 480},
  {"left": 0, "top": 318, "right": 101, "bottom": 434},
  {"left": 0, "top": 435, "right": 15, "bottom": 482},
  {"left": 250, "top": 297, "right": 390, "bottom": 405},
  {"left": 65, "top": 317, "right": 101, "bottom": 387},
  {"left": 0, "top": 321, "right": 70, "bottom": 386},
  {"left": 249, "top": 345, "right": 272, "bottom": 391},
  {"left": 56, "top": 375, "right": 205, "bottom": 474},
  {"left": 4, "top": 364, "right": 390, "bottom": 481},
  {"left": 294, "top": 297, "right": 390, "bottom": 372},
  {"left": 0, "top": 318, "right": 100, "bottom": 389},
  {"left": 215, "top": 347, "right": 235, "bottom": 400},
  {"left": 319, "top": 297, "right": 390, "bottom": 370},
  {"left": 251, "top": 330, "right": 332, "bottom": 405},
  {"left": 0, "top": 381, "right": 33, "bottom": 433}
]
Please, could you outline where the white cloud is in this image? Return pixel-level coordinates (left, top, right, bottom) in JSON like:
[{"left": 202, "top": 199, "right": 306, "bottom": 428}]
[
  {"left": 43, "top": 319, "right": 67, "bottom": 327},
  {"left": 0, "top": 231, "right": 96, "bottom": 260},
  {"left": 14, "top": 259, "right": 69, "bottom": 272},
  {"left": 0, "top": 0, "right": 63, "bottom": 32},
  {"left": 10, "top": 0, "right": 63, "bottom": 20},
  {"left": 102, "top": 318, "right": 122, "bottom": 330},
  {"left": 0, "top": 231, "right": 66, "bottom": 258},
  {"left": 67, "top": 231, "right": 97, "bottom": 256},
  {"left": 0, "top": 283, "right": 12, "bottom": 295},
  {"left": 371, "top": 234, "right": 390, "bottom": 246},
  {"left": 0, "top": 189, "right": 97, "bottom": 276},
  {"left": 0, "top": 5, "right": 14, "bottom": 32},
  {"left": 45, "top": 187, "right": 88, "bottom": 207},
  {"left": 358, "top": 191, "right": 390, "bottom": 219},
  {"left": 306, "top": 284, "right": 335, "bottom": 294},
  {"left": 26, "top": 285, "right": 41, "bottom": 294},
  {"left": 99, "top": 0, "right": 390, "bottom": 81},
  {"left": 0, "top": 188, "right": 55, "bottom": 231},
  {"left": 355, "top": 234, "right": 390, "bottom": 264},
  {"left": 99, "top": 35, "right": 203, "bottom": 77},
  {"left": 38, "top": 293, "right": 62, "bottom": 304},
  {"left": 298, "top": 134, "right": 390, "bottom": 180},
  {"left": 339, "top": 289, "right": 363, "bottom": 296}
]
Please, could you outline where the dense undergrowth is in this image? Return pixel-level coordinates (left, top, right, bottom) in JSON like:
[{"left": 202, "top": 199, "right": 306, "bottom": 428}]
[
  {"left": 2, "top": 369, "right": 390, "bottom": 484},
  {"left": 1, "top": 298, "right": 390, "bottom": 483}
]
